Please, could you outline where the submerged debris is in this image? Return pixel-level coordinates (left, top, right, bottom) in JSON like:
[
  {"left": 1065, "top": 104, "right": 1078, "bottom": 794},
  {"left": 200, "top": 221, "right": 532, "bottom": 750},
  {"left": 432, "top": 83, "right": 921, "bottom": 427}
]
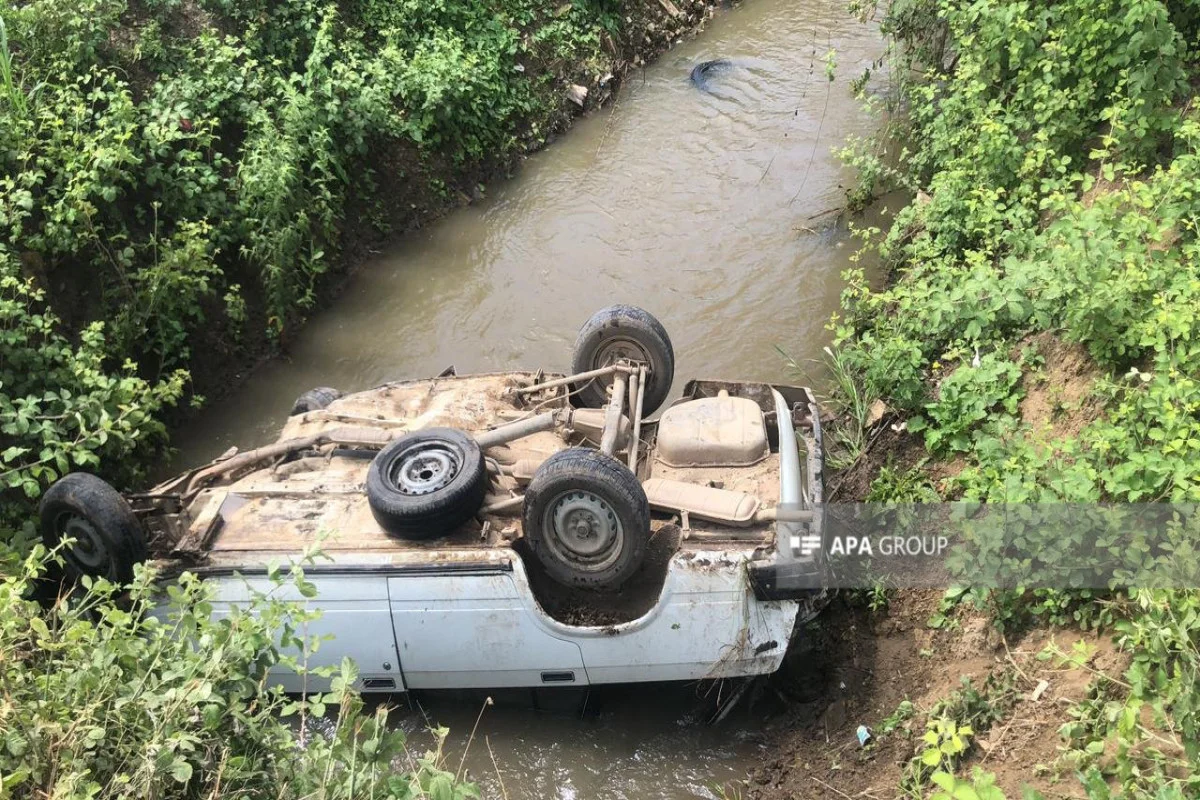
[{"left": 689, "top": 58, "right": 733, "bottom": 91}]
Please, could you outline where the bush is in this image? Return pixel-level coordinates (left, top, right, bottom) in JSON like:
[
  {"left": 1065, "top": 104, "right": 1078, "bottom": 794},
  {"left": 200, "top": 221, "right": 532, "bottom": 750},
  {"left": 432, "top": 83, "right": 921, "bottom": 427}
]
[
  {"left": 0, "top": 0, "right": 625, "bottom": 363},
  {"left": 0, "top": 0, "right": 633, "bottom": 549},
  {"left": 833, "top": 2, "right": 1200, "bottom": 795},
  {"left": 834, "top": 0, "right": 1200, "bottom": 505},
  {"left": 0, "top": 252, "right": 185, "bottom": 544},
  {"left": 0, "top": 546, "right": 478, "bottom": 799}
]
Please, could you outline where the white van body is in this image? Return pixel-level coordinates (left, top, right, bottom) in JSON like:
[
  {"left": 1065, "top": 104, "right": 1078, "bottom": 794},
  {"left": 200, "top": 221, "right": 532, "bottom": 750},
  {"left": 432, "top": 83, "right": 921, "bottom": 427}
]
[
  {"left": 205, "top": 548, "right": 801, "bottom": 693},
  {"left": 143, "top": 373, "right": 825, "bottom": 693}
]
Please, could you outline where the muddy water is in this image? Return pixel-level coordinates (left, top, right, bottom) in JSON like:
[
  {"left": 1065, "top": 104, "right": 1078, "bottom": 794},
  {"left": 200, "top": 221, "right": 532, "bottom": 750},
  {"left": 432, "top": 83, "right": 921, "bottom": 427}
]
[
  {"left": 174, "top": 0, "right": 884, "bottom": 467},
  {"left": 378, "top": 684, "right": 776, "bottom": 800},
  {"left": 179, "top": 0, "right": 883, "bottom": 795}
]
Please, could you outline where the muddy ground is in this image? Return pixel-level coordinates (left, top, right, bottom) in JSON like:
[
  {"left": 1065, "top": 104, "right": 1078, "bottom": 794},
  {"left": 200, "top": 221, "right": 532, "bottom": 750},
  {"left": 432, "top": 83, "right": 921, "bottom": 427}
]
[{"left": 748, "top": 347, "right": 1129, "bottom": 800}]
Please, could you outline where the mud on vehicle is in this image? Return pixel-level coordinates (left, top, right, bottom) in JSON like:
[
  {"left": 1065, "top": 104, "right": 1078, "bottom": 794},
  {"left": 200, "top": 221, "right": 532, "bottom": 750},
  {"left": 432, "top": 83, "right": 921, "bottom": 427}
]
[{"left": 41, "top": 306, "right": 826, "bottom": 693}]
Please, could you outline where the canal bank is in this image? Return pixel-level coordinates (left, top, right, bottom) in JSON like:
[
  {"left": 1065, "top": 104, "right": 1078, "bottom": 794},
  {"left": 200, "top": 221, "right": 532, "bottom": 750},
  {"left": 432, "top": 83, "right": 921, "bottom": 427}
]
[{"left": 173, "top": 0, "right": 738, "bottom": 408}]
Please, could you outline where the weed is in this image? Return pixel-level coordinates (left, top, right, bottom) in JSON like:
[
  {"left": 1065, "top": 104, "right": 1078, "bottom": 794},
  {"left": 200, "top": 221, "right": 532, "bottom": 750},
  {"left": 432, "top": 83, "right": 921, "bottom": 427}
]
[
  {"left": 0, "top": 16, "right": 26, "bottom": 115},
  {"left": 926, "top": 586, "right": 969, "bottom": 631},
  {"left": 839, "top": 5, "right": 1200, "bottom": 796},
  {"left": 866, "top": 460, "right": 939, "bottom": 502},
  {"left": 713, "top": 781, "right": 746, "bottom": 800},
  {"left": 878, "top": 699, "right": 916, "bottom": 735},
  {"left": 783, "top": 344, "right": 877, "bottom": 471},
  {"left": 0, "top": 546, "right": 478, "bottom": 798},
  {"left": 930, "top": 769, "right": 1008, "bottom": 800},
  {"left": 0, "top": 0, "right": 636, "bottom": 536},
  {"left": 867, "top": 582, "right": 891, "bottom": 614},
  {"left": 900, "top": 673, "right": 1019, "bottom": 796}
]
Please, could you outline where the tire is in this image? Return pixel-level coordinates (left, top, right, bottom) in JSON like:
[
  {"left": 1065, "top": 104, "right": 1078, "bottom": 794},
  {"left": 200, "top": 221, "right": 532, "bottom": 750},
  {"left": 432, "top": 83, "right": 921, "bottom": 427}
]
[
  {"left": 367, "top": 428, "right": 487, "bottom": 539},
  {"left": 522, "top": 448, "right": 650, "bottom": 591},
  {"left": 290, "top": 387, "right": 342, "bottom": 416},
  {"left": 571, "top": 305, "right": 675, "bottom": 415},
  {"left": 39, "top": 473, "right": 147, "bottom": 584}
]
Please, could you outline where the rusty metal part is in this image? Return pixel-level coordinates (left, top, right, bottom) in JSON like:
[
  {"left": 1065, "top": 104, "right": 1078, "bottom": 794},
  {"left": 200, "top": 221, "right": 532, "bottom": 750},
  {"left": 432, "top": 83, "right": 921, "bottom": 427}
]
[
  {"left": 126, "top": 492, "right": 189, "bottom": 550},
  {"left": 475, "top": 409, "right": 567, "bottom": 449},
  {"left": 566, "top": 407, "right": 628, "bottom": 447},
  {"left": 754, "top": 507, "right": 815, "bottom": 523},
  {"left": 642, "top": 478, "right": 760, "bottom": 526},
  {"left": 150, "top": 374, "right": 825, "bottom": 574},
  {"left": 481, "top": 495, "right": 525, "bottom": 515},
  {"left": 628, "top": 369, "right": 648, "bottom": 474},
  {"left": 183, "top": 426, "right": 394, "bottom": 498},
  {"left": 628, "top": 366, "right": 647, "bottom": 474},
  {"left": 655, "top": 392, "right": 770, "bottom": 468}
]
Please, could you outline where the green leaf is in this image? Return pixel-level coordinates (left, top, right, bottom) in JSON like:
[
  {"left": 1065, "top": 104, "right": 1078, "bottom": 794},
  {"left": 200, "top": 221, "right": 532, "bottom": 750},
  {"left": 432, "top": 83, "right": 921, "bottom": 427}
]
[
  {"left": 170, "top": 760, "right": 193, "bottom": 784},
  {"left": 0, "top": 445, "right": 29, "bottom": 462},
  {"left": 428, "top": 773, "right": 454, "bottom": 800},
  {"left": 931, "top": 772, "right": 956, "bottom": 790}
]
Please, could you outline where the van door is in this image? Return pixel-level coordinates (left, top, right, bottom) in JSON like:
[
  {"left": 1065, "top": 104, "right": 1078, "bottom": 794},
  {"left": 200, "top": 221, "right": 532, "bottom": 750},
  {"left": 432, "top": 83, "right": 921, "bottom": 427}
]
[
  {"left": 207, "top": 572, "right": 405, "bottom": 694},
  {"left": 388, "top": 569, "right": 586, "bottom": 689}
]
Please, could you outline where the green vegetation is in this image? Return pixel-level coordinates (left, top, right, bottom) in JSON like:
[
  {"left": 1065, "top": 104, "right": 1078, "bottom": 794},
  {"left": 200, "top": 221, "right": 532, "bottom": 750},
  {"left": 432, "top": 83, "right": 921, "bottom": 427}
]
[
  {"left": 0, "top": 0, "right": 650, "bottom": 539},
  {"left": 1, "top": 546, "right": 476, "bottom": 798},
  {"left": 836, "top": 0, "right": 1200, "bottom": 796},
  {"left": 900, "top": 673, "right": 1019, "bottom": 797}
]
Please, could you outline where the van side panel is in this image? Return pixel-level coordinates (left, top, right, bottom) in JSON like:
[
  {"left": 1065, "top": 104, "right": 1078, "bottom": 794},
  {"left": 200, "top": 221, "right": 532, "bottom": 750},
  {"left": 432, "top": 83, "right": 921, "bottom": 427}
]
[
  {"left": 510, "top": 556, "right": 800, "bottom": 685},
  {"left": 388, "top": 572, "right": 587, "bottom": 689}
]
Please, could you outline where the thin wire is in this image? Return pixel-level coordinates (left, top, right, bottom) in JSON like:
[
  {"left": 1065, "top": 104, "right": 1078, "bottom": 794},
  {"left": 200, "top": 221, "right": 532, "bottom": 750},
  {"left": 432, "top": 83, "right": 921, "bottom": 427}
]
[{"left": 788, "top": 0, "right": 837, "bottom": 206}]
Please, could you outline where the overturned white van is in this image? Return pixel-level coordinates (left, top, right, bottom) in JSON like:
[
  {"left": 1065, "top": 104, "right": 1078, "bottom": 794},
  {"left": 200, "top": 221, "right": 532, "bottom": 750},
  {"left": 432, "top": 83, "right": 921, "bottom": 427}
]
[{"left": 39, "top": 306, "right": 825, "bottom": 693}]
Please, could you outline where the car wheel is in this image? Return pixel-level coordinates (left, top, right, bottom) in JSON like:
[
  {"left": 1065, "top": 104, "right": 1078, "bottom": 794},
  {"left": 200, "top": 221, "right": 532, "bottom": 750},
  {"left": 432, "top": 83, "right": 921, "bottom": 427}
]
[
  {"left": 290, "top": 386, "right": 342, "bottom": 416},
  {"left": 367, "top": 428, "right": 488, "bottom": 539},
  {"left": 39, "top": 473, "right": 148, "bottom": 584},
  {"left": 522, "top": 448, "right": 649, "bottom": 591},
  {"left": 570, "top": 305, "right": 675, "bottom": 415}
]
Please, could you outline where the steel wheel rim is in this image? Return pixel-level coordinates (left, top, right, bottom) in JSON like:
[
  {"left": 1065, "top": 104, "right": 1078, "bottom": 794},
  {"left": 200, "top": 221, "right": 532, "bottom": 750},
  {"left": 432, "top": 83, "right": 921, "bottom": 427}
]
[
  {"left": 390, "top": 441, "right": 464, "bottom": 495},
  {"left": 592, "top": 336, "right": 652, "bottom": 371},
  {"left": 590, "top": 335, "right": 655, "bottom": 399},
  {"left": 542, "top": 490, "right": 624, "bottom": 572}
]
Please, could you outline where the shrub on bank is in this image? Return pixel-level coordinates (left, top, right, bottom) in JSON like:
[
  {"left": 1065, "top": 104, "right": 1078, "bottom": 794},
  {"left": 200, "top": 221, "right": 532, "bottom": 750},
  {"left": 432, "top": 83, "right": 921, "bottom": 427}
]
[
  {"left": 0, "top": 254, "right": 185, "bottom": 547},
  {"left": 836, "top": 0, "right": 1200, "bottom": 795},
  {"left": 1, "top": 0, "right": 623, "bottom": 357},
  {"left": 0, "top": 546, "right": 476, "bottom": 799}
]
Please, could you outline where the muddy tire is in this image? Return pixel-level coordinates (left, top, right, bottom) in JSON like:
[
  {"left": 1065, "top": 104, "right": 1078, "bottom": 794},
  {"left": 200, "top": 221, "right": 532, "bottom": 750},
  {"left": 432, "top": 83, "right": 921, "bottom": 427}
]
[
  {"left": 39, "top": 473, "right": 147, "bottom": 584},
  {"left": 522, "top": 448, "right": 649, "bottom": 591},
  {"left": 571, "top": 305, "right": 675, "bottom": 415},
  {"left": 367, "top": 428, "right": 487, "bottom": 539},
  {"left": 290, "top": 387, "right": 342, "bottom": 416}
]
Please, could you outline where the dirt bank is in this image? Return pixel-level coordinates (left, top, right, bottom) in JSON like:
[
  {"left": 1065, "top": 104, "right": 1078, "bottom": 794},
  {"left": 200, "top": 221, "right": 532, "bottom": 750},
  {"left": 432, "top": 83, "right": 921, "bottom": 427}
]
[{"left": 751, "top": 591, "right": 1129, "bottom": 799}]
